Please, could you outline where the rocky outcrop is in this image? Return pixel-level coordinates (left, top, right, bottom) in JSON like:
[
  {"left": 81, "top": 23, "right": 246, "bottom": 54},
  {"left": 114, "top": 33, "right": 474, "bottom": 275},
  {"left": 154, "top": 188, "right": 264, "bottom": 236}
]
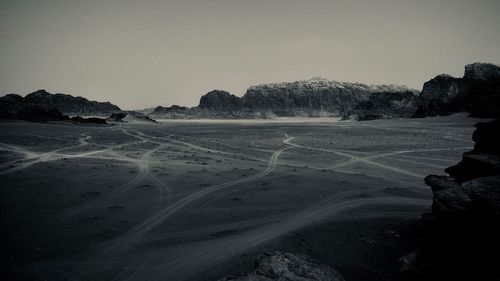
[
  {"left": 242, "top": 77, "right": 416, "bottom": 117},
  {"left": 347, "top": 91, "right": 418, "bottom": 120},
  {"left": 414, "top": 63, "right": 500, "bottom": 118},
  {"left": 464, "top": 62, "right": 500, "bottom": 81},
  {"left": 218, "top": 251, "right": 345, "bottom": 281},
  {"left": 24, "top": 90, "right": 121, "bottom": 116},
  {"left": 413, "top": 75, "right": 468, "bottom": 117},
  {"left": 199, "top": 90, "right": 243, "bottom": 110},
  {"left": 445, "top": 119, "right": 500, "bottom": 182},
  {"left": 0, "top": 90, "right": 121, "bottom": 118},
  {"left": 400, "top": 118, "right": 500, "bottom": 281}
]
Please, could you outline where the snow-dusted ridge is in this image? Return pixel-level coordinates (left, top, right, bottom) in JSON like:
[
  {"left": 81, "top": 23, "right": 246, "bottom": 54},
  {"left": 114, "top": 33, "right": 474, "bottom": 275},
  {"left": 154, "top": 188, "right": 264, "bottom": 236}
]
[{"left": 246, "top": 77, "right": 419, "bottom": 95}]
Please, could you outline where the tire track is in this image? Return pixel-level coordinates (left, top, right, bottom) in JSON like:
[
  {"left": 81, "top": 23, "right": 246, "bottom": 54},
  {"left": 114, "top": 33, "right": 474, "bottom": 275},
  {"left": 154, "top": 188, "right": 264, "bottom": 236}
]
[
  {"left": 0, "top": 133, "right": 91, "bottom": 176},
  {"left": 101, "top": 134, "right": 295, "bottom": 256},
  {"left": 115, "top": 195, "right": 429, "bottom": 281}
]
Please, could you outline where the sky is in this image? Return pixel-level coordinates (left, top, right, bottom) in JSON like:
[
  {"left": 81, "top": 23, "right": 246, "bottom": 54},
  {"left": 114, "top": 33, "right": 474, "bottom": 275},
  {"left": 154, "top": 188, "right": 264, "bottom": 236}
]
[{"left": 1, "top": 0, "right": 499, "bottom": 110}]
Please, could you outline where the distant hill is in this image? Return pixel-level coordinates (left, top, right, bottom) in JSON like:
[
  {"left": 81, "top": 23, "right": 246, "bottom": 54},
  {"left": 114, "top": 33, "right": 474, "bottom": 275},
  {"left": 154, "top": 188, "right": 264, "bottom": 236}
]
[
  {"left": 151, "top": 63, "right": 500, "bottom": 120},
  {"left": 0, "top": 89, "right": 121, "bottom": 118}
]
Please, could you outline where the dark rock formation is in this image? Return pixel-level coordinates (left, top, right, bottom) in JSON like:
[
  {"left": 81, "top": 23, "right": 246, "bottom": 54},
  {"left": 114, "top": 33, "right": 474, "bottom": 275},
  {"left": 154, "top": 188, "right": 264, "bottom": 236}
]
[
  {"left": 414, "top": 63, "right": 500, "bottom": 118},
  {"left": 0, "top": 90, "right": 121, "bottom": 119},
  {"left": 24, "top": 89, "right": 121, "bottom": 116},
  {"left": 199, "top": 90, "right": 243, "bottom": 110},
  {"left": 464, "top": 62, "right": 500, "bottom": 81},
  {"left": 347, "top": 91, "right": 418, "bottom": 120},
  {"left": 413, "top": 74, "right": 468, "bottom": 117},
  {"left": 400, "top": 118, "right": 500, "bottom": 281},
  {"left": 218, "top": 251, "right": 345, "bottom": 281},
  {"left": 445, "top": 119, "right": 500, "bottom": 182},
  {"left": 149, "top": 105, "right": 193, "bottom": 119}
]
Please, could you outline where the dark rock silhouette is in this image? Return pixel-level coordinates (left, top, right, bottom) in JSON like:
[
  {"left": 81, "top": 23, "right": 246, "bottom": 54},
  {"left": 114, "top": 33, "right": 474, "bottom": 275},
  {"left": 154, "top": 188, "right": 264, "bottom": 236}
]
[
  {"left": 199, "top": 90, "right": 243, "bottom": 110},
  {"left": 24, "top": 89, "right": 121, "bottom": 116},
  {"left": 445, "top": 119, "right": 500, "bottom": 182},
  {"left": 400, "top": 118, "right": 500, "bottom": 281},
  {"left": 414, "top": 63, "right": 500, "bottom": 118},
  {"left": 413, "top": 74, "right": 468, "bottom": 117},
  {"left": 0, "top": 89, "right": 121, "bottom": 120}
]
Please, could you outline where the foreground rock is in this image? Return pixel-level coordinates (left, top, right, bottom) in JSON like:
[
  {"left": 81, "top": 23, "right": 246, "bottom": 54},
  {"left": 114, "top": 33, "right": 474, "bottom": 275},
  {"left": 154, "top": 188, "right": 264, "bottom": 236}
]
[
  {"left": 219, "top": 251, "right": 345, "bottom": 281},
  {"left": 400, "top": 118, "right": 500, "bottom": 281}
]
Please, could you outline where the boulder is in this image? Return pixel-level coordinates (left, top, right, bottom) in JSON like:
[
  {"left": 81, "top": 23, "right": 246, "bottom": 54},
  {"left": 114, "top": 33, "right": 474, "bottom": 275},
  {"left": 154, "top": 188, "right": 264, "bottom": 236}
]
[{"left": 219, "top": 252, "right": 345, "bottom": 281}]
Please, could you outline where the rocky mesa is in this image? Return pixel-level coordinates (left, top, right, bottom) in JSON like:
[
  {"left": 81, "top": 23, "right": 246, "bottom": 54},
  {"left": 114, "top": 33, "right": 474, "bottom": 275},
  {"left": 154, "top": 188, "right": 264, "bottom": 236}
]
[{"left": 151, "top": 78, "right": 417, "bottom": 119}]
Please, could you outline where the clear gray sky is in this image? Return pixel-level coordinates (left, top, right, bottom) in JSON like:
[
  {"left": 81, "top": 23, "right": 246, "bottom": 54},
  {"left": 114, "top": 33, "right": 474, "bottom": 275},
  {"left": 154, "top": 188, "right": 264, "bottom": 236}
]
[{"left": 1, "top": 0, "right": 499, "bottom": 109}]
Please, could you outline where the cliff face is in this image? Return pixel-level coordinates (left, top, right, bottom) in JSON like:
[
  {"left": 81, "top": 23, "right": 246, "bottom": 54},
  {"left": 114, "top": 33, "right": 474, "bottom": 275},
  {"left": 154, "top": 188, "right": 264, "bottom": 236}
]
[
  {"left": 348, "top": 91, "right": 419, "bottom": 120},
  {"left": 413, "top": 75, "right": 468, "bottom": 117},
  {"left": 464, "top": 62, "right": 500, "bottom": 81},
  {"left": 415, "top": 63, "right": 500, "bottom": 118},
  {"left": 242, "top": 78, "right": 416, "bottom": 117}
]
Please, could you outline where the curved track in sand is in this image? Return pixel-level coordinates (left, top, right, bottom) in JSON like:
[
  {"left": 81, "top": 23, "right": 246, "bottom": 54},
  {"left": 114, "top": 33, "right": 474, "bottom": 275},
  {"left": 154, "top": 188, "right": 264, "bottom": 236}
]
[
  {"left": 0, "top": 133, "right": 91, "bottom": 176},
  {"left": 283, "top": 134, "right": 470, "bottom": 178},
  {"left": 101, "top": 134, "right": 295, "bottom": 255}
]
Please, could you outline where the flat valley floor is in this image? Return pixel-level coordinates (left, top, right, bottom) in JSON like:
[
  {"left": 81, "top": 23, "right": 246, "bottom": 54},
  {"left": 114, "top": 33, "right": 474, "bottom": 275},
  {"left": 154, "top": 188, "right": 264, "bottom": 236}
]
[{"left": 1, "top": 115, "right": 480, "bottom": 281}]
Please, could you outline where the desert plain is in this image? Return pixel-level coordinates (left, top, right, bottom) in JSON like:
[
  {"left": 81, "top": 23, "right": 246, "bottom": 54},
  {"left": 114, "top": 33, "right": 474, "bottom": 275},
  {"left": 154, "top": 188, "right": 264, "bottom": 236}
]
[{"left": 1, "top": 114, "right": 480, "bottom": 281}]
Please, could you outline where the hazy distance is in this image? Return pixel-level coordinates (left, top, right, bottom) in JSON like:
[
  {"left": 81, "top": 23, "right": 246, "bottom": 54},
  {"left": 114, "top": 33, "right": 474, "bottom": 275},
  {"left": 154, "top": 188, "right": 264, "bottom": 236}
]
[{"left": 1, "top": 0, "right": 499, "bottom": 109}]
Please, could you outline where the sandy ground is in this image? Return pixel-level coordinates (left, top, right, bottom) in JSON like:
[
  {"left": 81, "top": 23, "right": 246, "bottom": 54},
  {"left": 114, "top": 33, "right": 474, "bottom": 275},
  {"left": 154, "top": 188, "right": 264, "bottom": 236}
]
[{"left": 0, "top": 114, "right": 481, "bottom": 281}]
